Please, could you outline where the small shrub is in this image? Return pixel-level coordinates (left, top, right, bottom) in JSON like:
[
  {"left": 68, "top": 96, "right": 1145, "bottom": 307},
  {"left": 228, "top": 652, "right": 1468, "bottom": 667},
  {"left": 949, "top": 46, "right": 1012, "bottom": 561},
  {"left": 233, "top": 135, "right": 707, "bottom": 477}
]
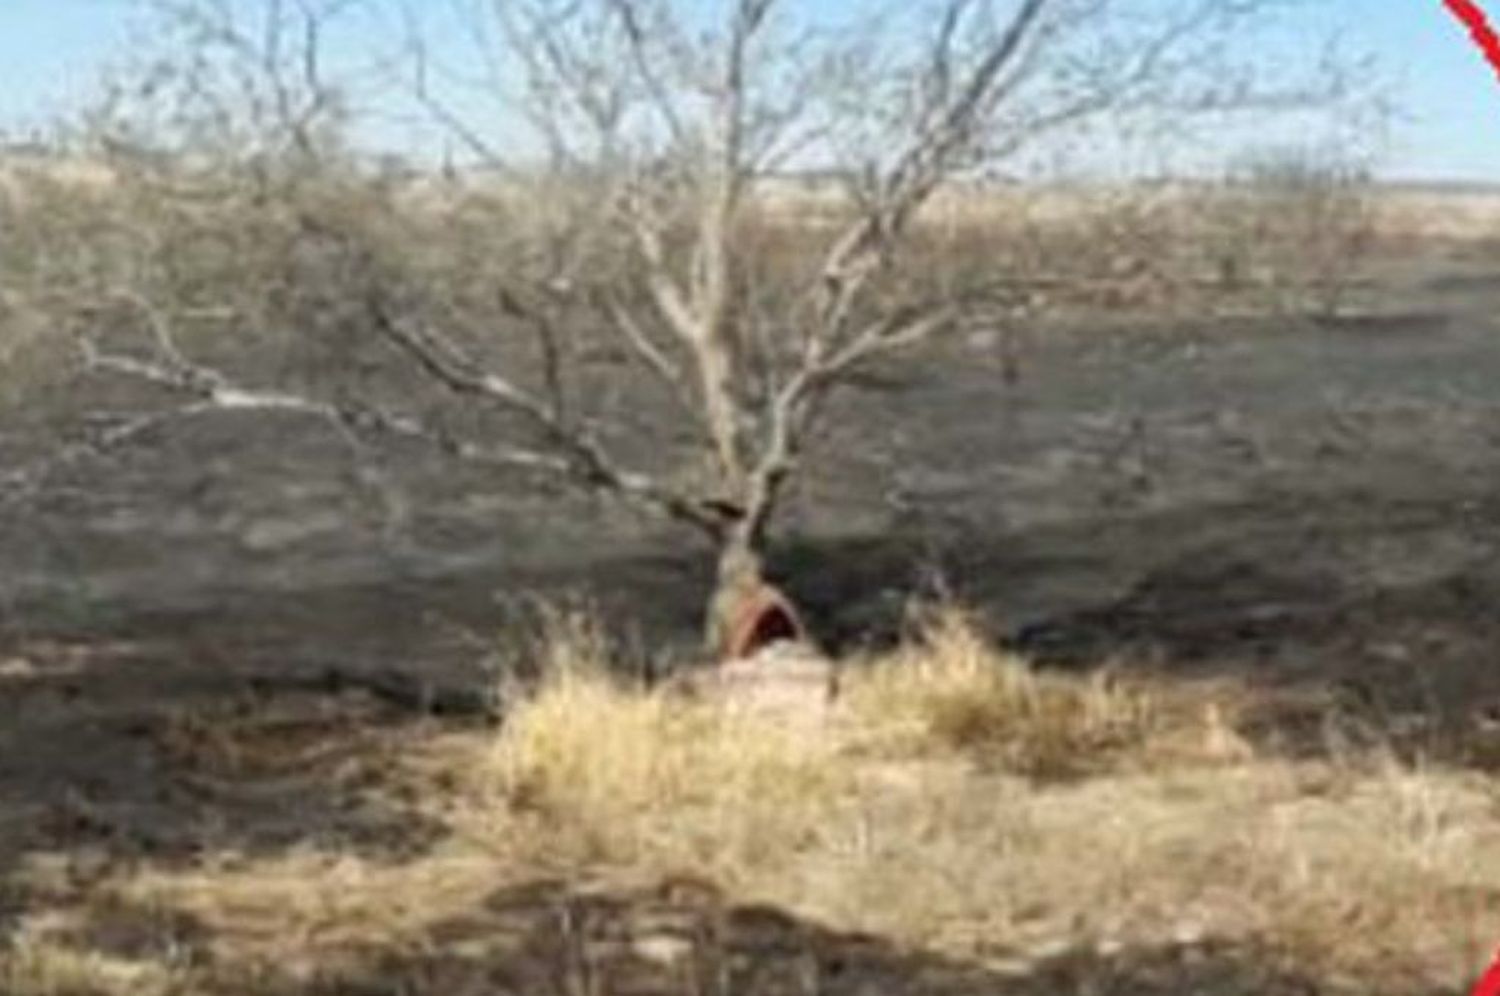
[{"left": 1200, "top": 147, "right": 1375, "bottom": 316}]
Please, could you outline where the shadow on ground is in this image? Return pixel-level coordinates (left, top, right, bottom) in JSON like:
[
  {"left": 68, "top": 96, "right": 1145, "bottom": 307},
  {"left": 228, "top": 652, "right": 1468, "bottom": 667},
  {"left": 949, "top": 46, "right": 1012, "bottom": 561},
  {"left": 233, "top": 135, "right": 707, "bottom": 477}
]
[{"left": 167, "top": 877, "right": 1391, "bottom": 996}]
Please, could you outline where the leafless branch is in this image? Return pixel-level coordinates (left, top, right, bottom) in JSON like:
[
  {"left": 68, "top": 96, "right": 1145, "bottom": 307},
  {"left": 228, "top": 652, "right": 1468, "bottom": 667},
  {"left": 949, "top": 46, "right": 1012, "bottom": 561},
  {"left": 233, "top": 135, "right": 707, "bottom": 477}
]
[
  {"left": 365, "top": 294, "right": 727, "bottom": 534},
  {"left": 601, "top": 290, "right": 688, "bottom": 398}
]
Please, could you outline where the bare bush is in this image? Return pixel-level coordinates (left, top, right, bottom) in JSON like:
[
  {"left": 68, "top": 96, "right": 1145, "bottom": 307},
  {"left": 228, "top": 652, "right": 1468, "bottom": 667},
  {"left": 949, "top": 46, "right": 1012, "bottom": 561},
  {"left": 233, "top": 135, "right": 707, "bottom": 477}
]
[{"left": 1198, "top": 148, "right": 1377, "bottom": 315}]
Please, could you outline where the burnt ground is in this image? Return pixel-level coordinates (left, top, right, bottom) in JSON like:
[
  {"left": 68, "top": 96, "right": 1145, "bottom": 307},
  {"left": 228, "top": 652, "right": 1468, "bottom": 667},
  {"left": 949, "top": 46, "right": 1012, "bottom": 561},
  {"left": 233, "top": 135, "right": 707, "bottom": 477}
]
[{"left": 3, "top": 236, "right": 1500, "bottom": 967}]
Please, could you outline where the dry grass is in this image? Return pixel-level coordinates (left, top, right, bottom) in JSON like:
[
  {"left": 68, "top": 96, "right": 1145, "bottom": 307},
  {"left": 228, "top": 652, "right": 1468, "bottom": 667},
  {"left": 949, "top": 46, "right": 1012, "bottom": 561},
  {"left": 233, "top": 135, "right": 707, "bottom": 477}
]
[
  {"left": 479, "top": 663, "right": 850, "bottom": 870},
  {"left": 4, "top": 609, "right": 1500, "bottom": 994},
  {"left": 0, "top": 935, "right": 181, "bottom": 996},
  {"left": 842, "top": 607, "right": 1254, "bottom": 776},
  {"left": 455, "top": 611, "right": 852, "bottom": 875},
  {"left": 450, "top": 607, "right": 1245, "bottom": 875},
  {"left": 102, "top": 846, "right": 502, "bottom": 988}
]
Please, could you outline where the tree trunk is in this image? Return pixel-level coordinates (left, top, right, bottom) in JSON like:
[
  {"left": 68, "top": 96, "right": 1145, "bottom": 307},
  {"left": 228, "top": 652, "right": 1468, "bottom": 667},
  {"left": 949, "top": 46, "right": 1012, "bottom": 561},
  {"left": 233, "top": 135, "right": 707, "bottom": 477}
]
[
  {"left": 703, "top": 523, "right": 805, "bottom": 662},
  {"left": 705, "top": 524, "right": 763, "bottom": 658}
]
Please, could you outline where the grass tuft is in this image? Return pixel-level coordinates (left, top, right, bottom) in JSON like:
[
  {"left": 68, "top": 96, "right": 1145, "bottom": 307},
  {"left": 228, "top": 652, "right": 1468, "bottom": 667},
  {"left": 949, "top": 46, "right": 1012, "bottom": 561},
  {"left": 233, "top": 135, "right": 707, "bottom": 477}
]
[
  {"left": 480, "top": 632, "right": 848, "bottom": 872},
  {"left": 842, "top": 606, "right": 1253, "bottom": 776}
]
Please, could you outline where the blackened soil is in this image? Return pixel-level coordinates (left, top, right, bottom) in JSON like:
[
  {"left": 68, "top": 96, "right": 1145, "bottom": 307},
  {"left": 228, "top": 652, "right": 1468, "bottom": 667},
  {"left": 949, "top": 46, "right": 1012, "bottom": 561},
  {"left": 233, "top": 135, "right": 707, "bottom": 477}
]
[{"left": 5, "top": 243, "right": 1500, "bottom": 872}]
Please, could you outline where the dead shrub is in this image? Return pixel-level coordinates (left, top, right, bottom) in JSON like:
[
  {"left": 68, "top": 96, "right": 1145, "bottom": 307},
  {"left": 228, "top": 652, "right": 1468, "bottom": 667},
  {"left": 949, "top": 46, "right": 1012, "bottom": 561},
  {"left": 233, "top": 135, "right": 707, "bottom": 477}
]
[{"left": 1196, "top": 148, "right": 1376, "bottom": 315}]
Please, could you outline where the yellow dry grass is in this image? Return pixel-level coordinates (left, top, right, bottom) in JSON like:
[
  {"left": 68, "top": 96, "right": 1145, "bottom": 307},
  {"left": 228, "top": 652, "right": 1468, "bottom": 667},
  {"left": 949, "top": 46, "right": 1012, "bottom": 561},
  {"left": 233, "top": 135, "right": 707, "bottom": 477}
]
[
  {"left": 4, "top": 608, "right": 1499, "bottom": 994},
  {"left": 0, "top": 935, "right": 181, "bottom": 996},
  {"left": 841, "top": 607, "right": 1254, "bottom": 775}
]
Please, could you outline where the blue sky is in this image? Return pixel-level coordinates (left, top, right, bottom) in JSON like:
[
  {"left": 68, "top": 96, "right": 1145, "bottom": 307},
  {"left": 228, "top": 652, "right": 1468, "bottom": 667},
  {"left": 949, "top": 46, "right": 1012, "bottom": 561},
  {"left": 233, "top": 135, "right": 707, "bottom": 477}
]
[{"left": 0, "top": 1, "right": 1495, "bottom": 182}]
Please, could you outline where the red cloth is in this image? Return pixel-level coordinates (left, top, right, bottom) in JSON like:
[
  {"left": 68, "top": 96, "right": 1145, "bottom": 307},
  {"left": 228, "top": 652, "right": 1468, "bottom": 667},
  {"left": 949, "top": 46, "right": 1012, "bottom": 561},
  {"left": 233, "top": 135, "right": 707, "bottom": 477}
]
[{"left": 720, "top": 585, "right": 804, "bottom": 662}]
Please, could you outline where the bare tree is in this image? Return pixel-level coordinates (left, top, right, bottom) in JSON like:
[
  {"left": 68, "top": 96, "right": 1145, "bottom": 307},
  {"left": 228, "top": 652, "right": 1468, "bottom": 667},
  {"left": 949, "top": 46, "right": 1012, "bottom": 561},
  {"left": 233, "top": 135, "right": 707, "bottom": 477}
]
[{"left": 8, "top": 0, "right": 1355, "bottom": 654}]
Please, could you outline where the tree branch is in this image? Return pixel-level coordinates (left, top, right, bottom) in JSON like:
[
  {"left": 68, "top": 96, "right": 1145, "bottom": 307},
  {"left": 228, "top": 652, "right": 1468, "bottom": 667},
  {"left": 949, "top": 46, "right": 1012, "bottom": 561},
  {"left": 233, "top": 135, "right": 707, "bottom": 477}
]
[{"left": 365, "top": 294, "right": 728, "bottom": 535}]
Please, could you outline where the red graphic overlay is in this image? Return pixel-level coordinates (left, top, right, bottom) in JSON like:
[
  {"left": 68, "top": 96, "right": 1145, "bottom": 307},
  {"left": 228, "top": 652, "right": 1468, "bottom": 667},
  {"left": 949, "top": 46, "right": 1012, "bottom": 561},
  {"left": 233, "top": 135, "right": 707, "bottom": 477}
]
[
  {"left": 1447, "top": 5, "right": 1500, "bottom": 993},
  {"left": 1444, "top": 0, "right": 1500, "bottom": 83},
  {"left": 1474, "top": 948, "right": 1500, "bottom": 996}
]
